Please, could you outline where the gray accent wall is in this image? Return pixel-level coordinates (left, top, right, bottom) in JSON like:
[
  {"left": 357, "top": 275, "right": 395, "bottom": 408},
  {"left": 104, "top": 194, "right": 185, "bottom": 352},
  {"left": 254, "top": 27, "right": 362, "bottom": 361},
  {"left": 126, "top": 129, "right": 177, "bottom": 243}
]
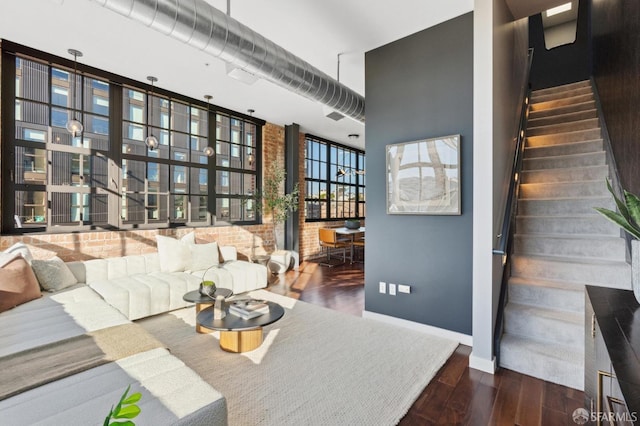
[{"left": 364, "top": 12, "right": 473, "bottom": 335}]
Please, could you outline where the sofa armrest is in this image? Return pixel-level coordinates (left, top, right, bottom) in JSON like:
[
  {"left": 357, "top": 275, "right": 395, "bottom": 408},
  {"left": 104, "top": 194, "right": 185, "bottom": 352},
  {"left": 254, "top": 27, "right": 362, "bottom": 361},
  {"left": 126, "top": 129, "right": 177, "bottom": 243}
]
[
  {"left": 66, "top": 261, "right": 86, "bottom": 284},
  {"left": 219, "top": 246, "right": 237, "bottom": 262}
]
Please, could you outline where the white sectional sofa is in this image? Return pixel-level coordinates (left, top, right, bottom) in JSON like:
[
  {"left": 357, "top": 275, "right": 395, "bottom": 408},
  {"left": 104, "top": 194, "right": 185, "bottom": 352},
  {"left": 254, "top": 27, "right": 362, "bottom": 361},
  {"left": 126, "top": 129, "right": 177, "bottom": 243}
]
[
  {"left": 76, "top": 246, "right": 268, "bottom": 320},
  {"left": 0, "top": 240, "right": 268, "bottom": 425}
]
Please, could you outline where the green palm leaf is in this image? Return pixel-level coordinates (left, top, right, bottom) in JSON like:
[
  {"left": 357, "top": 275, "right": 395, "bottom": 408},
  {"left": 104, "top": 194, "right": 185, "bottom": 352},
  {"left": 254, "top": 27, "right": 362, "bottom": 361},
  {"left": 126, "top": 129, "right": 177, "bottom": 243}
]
[
  {"left": 624, "top": 190, "right": 640, "bottom": 229},
  {"left": 594, "top": 207, "right": 640, "bottom": 239},
  {"left": 113, "top": 405, "right": 141, "bottom": 419},
  {"left": 104, "top": 385, "right": 142, "bottom": 425},
  {"left": 606, "top": 179, "right": 631, "bottom": 222}
]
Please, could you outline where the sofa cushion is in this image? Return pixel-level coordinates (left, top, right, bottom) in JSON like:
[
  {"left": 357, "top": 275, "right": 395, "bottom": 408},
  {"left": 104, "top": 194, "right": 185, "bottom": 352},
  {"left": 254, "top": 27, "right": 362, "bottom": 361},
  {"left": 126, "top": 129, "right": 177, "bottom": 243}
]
[
  {"left": 0, "top": 348, "right": 227, "bottom": 426},
  {"left": 88, "top": 272, "right": 202, "bottom": 320},
  {"left": 156, "top": 234, "right": 193, "bottom": 273},
  {"left": 84, "top": 254, "right": 160, "bottom": 284},
  {"left": 0, "top": 285, "right": 129, "bottom": 358},
  {"left": 188, "top": 242, "right": 219, "bottom": 271},
  {"left": 31, "top": 256, "right": 78, "bottom": 292},
  {"left": 0, "top": 256, "right": 41, "bottom": 313},
  {"left": 191, "top": 260, "right": 268, "bottom": 294}
]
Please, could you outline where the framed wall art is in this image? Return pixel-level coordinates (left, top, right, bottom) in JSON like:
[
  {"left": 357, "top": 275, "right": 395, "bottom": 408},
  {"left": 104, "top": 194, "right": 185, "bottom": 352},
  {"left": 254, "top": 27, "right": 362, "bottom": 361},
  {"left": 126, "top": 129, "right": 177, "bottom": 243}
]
[{"left": 386, "top": 134, "right": 461, "bottom": 215}]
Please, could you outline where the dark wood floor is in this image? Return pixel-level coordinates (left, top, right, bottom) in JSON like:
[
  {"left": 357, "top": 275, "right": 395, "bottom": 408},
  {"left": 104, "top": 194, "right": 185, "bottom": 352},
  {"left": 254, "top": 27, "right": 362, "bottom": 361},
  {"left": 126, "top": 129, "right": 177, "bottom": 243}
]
[{"left": 267, "top": 260, "right": 585, "bottom": 426}]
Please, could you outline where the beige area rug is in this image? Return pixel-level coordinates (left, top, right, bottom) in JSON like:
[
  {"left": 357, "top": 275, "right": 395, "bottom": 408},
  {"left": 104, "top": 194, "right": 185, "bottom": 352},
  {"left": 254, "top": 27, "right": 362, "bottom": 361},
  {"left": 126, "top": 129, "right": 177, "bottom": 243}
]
[{"left": 137, "top": 290, "right": 458, "bottom": 426}]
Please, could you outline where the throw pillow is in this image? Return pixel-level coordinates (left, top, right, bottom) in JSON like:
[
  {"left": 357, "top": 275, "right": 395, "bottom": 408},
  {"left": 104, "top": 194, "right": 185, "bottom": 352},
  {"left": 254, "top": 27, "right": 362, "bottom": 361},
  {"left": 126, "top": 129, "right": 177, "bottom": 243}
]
[
  {"left": 0, "top": 257, "right": 42, "bottom": 312},
  {"left": 181, "top": 231, "right": 196, "bottom": 245},
  {"left": 31, "top": 256, "right": 78, "bottom": 292},
  {"left": 188, "top": 242, "right": 219, "bottom": 271},
  {"left": 155, "top": 234, "right": 191, "bottom": 273},
  {"left": 3, "top": 242, "right": 34, "bottom": 264}
]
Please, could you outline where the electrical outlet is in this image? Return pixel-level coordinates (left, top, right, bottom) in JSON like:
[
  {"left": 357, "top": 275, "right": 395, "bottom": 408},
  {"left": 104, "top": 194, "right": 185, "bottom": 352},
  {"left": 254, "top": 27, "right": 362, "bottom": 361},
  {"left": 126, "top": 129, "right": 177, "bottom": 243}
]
[
  {"left": 398, "top": 284, "right": 411, "bottom": 294},
  {"left": 379, "top": 281, "right": 386, "bottom": 294},
  {"left": 389, "top": 283, "right": 397, "bottom": 296}
]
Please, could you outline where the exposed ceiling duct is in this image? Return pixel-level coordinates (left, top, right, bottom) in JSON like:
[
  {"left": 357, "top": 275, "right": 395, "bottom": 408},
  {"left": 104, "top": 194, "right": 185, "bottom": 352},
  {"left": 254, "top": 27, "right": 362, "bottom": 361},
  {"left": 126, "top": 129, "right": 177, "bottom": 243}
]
[{"left": 92, "top": 0, "right": 365, "bottom": 123}]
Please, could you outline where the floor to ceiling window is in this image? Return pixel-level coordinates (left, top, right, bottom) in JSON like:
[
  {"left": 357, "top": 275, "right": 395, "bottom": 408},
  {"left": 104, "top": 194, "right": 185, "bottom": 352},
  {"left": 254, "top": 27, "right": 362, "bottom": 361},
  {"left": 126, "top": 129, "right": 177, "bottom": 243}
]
[
  {"left": 121, "top": 87, "right": 211, "bottom": 227},
  {"left": 214, "top": 114, "right": 258, "bottom": 224},
  {"left": 1, "top": 42, "right": 263, "bottom": 234},
  {"left": 13, "top": 57, "right": 111, "bottom": 229},
  {"left": 304, "top": 135, "right": 365, "bottom": 221}
]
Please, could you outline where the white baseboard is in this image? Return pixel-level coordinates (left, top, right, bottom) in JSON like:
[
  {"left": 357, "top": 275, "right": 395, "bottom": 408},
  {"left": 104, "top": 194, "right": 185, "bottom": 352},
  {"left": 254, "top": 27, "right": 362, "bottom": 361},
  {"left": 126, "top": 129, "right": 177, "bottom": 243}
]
[
  {"left": 362, "top": 310, "right": 473, "bottom": 346},
  {"left": 469, "top": 352, "right": 496, "bottom": 374}
]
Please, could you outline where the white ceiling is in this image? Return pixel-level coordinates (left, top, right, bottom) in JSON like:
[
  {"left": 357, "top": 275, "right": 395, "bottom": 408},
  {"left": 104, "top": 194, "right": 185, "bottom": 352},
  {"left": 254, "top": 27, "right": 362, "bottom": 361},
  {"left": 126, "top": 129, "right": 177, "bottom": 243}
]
[{"left": 0, "top": 0, "right": 473, "bottom": 150}]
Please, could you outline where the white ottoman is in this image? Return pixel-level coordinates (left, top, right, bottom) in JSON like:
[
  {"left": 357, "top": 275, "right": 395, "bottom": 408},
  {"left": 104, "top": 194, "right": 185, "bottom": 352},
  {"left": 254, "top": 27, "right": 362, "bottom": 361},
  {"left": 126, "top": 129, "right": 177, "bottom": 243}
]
[{"left": 268, "top": 250, "right": 299, "bottom": 274}]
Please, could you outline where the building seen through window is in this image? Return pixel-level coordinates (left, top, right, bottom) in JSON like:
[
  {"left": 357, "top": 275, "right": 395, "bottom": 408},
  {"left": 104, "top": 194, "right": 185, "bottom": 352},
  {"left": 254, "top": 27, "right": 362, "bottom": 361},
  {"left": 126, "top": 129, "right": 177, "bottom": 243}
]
[
  {"left": 304, "top": 136, "right": 365, "bottom": 221},
  {"left": 4, "top": 49, "right": 262, "bottom": 233}
]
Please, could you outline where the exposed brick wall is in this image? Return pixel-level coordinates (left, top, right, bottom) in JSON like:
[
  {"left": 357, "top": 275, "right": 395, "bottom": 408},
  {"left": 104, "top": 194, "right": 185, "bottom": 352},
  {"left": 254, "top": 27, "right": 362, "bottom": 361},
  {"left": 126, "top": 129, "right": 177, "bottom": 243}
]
[
  {"left": 260, "top": 122, "right": 286, "bottom": 251},
  {"left": 0, "top": 225, "right": 276, "bottom": 262},
  {"left": 263, "top": 123, "right": 285, "bottom": 171}
]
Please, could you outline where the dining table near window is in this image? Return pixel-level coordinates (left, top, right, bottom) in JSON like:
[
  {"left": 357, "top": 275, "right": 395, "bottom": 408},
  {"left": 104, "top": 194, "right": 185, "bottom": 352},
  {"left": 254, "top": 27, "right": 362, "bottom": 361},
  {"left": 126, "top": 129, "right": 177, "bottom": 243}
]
[{"left": 334, "top": 227, "right": 365, "bottom": 263}]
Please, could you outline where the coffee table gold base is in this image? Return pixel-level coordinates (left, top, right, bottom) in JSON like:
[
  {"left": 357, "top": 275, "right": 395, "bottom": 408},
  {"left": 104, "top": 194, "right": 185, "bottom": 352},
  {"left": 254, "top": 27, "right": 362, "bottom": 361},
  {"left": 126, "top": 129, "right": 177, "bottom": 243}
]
[
  {"left": 219, "top": 328, "right": 263, "bottom": 353},
  {"left": 195, "top": 303, "right": 213, "bottom": 334}
]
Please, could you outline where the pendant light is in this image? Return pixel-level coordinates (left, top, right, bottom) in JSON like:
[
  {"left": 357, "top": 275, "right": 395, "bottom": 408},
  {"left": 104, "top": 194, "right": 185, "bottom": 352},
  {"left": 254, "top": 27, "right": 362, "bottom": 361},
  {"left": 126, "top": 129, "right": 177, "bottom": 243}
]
[
  {"left": 202, "top": 95, "right": 214, "bottom": 157},
  {"left": 145, "top": 76, "right": 159, "bottom": 151},
  {"left": 246, "top": 108, "right": 255, "bottom": 166},
  {"left": 65, "top": 49, "right": 84, "bottom": 138}
]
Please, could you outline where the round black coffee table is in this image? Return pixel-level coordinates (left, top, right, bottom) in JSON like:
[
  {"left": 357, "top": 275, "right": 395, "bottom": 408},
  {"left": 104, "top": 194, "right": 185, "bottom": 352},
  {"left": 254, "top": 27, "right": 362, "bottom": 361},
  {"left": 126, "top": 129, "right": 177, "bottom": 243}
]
[
  {"left": 197, "top": 301, "right": 285, "bottom": 353},
  {"left": 183, "top": 288, "right": 233, "bottom": 334}
]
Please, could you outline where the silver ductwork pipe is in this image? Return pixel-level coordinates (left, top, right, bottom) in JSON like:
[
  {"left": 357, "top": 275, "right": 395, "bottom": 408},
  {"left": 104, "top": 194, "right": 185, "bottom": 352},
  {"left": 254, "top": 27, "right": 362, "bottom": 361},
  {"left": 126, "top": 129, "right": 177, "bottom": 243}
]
[{"left": 92, "top": 0, "right": 365, "bottom": 122}]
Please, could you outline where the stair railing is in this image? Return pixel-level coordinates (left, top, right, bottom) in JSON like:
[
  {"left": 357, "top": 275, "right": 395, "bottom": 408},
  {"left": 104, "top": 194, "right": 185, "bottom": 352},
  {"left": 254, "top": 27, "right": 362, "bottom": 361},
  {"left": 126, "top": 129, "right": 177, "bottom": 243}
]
[{"left": 492, "top": 48, "right": 534, "bottom": 363}]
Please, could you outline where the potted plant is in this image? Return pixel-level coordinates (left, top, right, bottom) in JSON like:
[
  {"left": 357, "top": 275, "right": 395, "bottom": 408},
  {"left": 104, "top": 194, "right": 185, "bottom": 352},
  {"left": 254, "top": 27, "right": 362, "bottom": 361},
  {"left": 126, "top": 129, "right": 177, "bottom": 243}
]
[
  {"left": 104, "top": 385, "right": 142, "bottom": 425},
  {"left": 595, "top": 179, "right": 640, "bottom": 303},
  {"left": 255, "top": 163, "right": 300, "bottom": 252},
  {"left": 199, "top": 267, "right": 217, "bottom": 298},
  {"left": 199, "top": 280, "right": 216, "bottom": 297}
]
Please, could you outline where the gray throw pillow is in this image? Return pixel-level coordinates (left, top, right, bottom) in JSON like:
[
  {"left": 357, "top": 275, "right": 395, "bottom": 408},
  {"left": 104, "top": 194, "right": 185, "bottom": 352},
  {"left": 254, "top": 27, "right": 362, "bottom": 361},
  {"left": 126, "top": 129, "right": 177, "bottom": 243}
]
[{"left": 31, "top": 256, "right": 78, "bottom": 292}]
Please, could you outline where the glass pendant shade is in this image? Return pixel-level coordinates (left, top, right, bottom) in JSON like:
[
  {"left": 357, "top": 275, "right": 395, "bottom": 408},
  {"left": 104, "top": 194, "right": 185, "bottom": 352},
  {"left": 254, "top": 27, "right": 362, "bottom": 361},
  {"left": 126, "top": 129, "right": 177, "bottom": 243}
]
[
  {"left": 66, "top": 118, "right": 83, "bottom": 137},
  {"left": 146, "top": 76, "right": 159, "bottom": 151},
  {"left": 66, "top": 49, "right": 83, "bottom": 138},
  {"left": 203, "top": 146, "right": 215, "bottom": 157},
  {"left": 202, "top": 95, "right": 214, "bottom": 159},
  {"left": 145, "top": 135, "right": 159, "bottom": 150}
]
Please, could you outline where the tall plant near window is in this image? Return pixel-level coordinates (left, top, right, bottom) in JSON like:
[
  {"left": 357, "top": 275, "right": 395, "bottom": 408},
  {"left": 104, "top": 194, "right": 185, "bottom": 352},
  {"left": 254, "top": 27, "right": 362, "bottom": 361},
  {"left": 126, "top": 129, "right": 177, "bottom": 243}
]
[{"left": 256, "top": 163, "right": 299, "bottom": 251}]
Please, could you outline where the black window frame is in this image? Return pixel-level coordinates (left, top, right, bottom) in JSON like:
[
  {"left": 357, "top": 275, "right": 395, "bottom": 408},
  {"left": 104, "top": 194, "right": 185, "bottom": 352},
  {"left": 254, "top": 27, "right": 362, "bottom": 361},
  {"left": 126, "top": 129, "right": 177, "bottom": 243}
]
[
  {"left": 0, "top": 40, "right": 264, "bottom": 234},
  {"left": 304, "top": 134, "right": 365, "bottom": 222}
]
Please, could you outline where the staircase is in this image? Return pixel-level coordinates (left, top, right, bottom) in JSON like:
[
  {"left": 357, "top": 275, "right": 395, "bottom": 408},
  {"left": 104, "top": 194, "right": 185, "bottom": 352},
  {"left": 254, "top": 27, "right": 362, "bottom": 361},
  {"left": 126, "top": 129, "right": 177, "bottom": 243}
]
[{"left": 499, "top": 80, "right": 631, "bottom": 390}]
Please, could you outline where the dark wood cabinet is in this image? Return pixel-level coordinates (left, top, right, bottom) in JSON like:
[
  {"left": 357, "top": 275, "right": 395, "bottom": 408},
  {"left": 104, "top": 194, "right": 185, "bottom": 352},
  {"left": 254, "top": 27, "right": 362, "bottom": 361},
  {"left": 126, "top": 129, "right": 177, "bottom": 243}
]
[{"left": 585, "top": 286, "right": 640, "bottom": 425}]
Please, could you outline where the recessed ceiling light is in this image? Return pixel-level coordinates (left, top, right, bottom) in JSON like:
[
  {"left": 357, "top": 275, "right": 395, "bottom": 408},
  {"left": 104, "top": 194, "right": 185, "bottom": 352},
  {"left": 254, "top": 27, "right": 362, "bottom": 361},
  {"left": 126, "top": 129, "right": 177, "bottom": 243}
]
[{"left": 546, "top": 2, "right": 572, "bottom": 17}]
